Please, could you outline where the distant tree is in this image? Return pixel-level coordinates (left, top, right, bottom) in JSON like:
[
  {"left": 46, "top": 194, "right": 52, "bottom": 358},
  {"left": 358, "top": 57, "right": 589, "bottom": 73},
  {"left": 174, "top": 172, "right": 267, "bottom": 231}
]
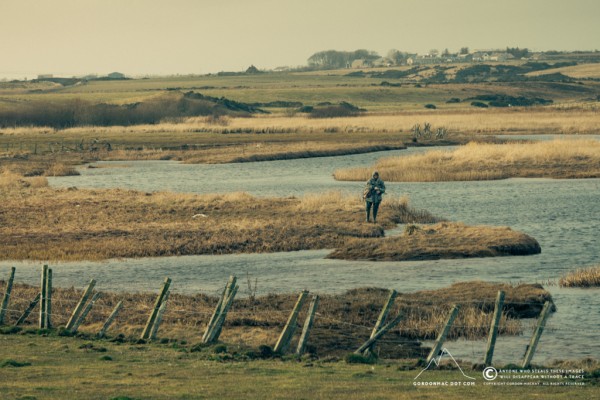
[
  {"left": 506, "top": 47, "right": 530, "bottom": 59},
  {"left": 307, "top": 49, "right": 379, "bottom": 69},
  {"left": 429, "top": 49, "right": 439, "bottom": 57},
  {"left": 460, "top": 47, "right": 470, "bottom": 55},
  {"left": 245, "top": 65, "right": 260, "bottom": 74},
  {"left": 387, "top": 49, "right": 410, "bottom": 65},
  {"left": 442, "top": 48, "right": 451, "bottom": 57}
]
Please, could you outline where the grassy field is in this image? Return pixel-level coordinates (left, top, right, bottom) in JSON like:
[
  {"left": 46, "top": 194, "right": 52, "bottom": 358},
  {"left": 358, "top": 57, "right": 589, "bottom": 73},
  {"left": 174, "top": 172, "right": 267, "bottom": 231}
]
[
  {"left": 334, "top": 139, "right": 600, "bottom": 182},
  {"left": 0, "top": 334, "right": 597, "bottom": 400},
  {"left": 328, "top": 222, "right": 541, "bottom": 261}
]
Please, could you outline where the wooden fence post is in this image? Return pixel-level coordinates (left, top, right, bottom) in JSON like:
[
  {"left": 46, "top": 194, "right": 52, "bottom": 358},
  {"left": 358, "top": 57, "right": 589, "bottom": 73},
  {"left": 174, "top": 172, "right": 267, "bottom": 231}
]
[
  {"left": 71, "top": 293, "right": 101, "bottom": 334},
  {"left": 0, "top": 267, "right": 16, "bottom": 325},
  {"left": 46, "top": 268, "right": 53, "bottom": 329},
  {"left": 274, "top": 290, "right": 309, "bottom": 354},
  {"left": 16, "top": 294, "right": 41, "bottom": 326},
  {"left": 426, "top": 305, "right": 461, "bottom": 363},
  {"left": 522, "top": 301, "right": 552, "bottom": 368},
  {"left": 141, "top": 277, "right": 171, "bottom": 340},
  {"left": 355, "top": 313, "right": 404, "bottom": 354},
  {"left": 296, "top": 295, "right": 319, "bottom": 356},
  {"left": 484, "top": 291, "right": 505, "bottom": 366},
  {"left": 149, "top": 291, "right": 170, "bottom": 340},
  {"left": 39, "top": 265, "right": 48, "bottom": 329},
  {"left": 202, "top": 276, "right": 236, "bottom": 342},
  {"left": 65, "top": 279, "right": 96, "bottom": 330},
  {"left": 364, "top": 289, "right": 397, "bottom": 356},
  {"left": 204, "top": 284, "right": 239, "bottom": 344},
  {"left": 97, "top": 301, "right": 123, "bottom": 338}
]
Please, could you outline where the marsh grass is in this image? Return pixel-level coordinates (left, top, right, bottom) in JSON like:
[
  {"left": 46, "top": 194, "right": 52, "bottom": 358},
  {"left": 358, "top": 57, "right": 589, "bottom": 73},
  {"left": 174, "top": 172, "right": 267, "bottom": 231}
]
[
  {"left": 559, "top": 265, "right": 600, "bottom": 287},
  {"left": 328, "top": 222, "right": 541, "bottom": 261},
  {"left": 334, "top": 139, "right": 600, "bottom": 182},
  {"left": 0, "top": 182, "right": 409, "bottom": 261}
]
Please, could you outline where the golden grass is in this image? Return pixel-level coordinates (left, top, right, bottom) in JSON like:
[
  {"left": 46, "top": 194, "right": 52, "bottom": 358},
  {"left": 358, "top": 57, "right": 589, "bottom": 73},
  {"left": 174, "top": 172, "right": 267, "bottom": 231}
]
[
  {"left": 559, "top": 265, "right": 600, "bottom": 287},
  {"left": 328, "top": 222, "right": 541, "bottom": 261},
  {"left": 0, "top": 281, "right": 550, "bottom": 348},
  {"left": 526, "top": 63, "right": 600, "bottom": 79},
  {"left": 1, "top": 182, "right": 416, "bottom": 261},
  {"left": 334, "top": 139, "right": 600, "bottom": 182}
]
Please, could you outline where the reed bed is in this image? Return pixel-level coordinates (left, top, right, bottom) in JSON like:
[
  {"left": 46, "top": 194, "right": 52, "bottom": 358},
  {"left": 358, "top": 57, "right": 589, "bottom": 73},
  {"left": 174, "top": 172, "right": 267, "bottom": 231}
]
[
  {"left": 334, "top": 139, "right": 600, "bottom": 182},
  {"left": 328, "top": 222, "right": 541, "bottom": 261},
  {"left": 0, "top": 281, "right": 551, "bottom": 357},
  {"left": 559, "top": 265, "right": 600, "bottom": 287}
]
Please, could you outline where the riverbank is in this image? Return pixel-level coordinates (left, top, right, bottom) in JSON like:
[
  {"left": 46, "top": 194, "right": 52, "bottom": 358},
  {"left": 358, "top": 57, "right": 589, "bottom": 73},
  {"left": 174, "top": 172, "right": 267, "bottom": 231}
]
[
  {"left": 334, "top": 139, "right": 600, "bottom": 182},
  {"left": 328, "top": 222, "right": 541, "bottom": 261}
]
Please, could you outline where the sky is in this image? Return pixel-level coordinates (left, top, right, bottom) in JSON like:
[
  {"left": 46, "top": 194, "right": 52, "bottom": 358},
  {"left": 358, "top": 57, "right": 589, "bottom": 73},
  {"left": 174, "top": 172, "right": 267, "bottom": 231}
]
[{"left": 1, "top": 0, "right": 599, "bottom": 78}]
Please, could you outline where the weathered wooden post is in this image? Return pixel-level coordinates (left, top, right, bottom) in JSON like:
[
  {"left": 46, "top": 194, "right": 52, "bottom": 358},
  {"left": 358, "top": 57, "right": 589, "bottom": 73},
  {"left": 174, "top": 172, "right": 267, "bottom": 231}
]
[
  {"left": 296, "top": 295, "right": 319, "bottom": 356},
  {"left": 39, "top": 265, "right": 48, "bottom": 329},
  {"left": 355, "top": 313, "right": 404, "bottom": 354},
  {"left": 0, "top": 267, "right": 16, "bottom": 325},
  {"left": 364, "top": 289, "right": 397, "bottom": 356},
  {"left": 149, "top": 291, "right": 170, "bottom": 340},
  {"left": 97, "top": 301, "right": 123, "bottom": 338},
  {"left": 202, "top": 276, "right": 236, "bottom": 342},
  {"left": 71, "top": 293, "right": 101, "bottom": 334},
  {"left": 46, "top": 268, "right": 53, "bottom": 329},
  {"left": 522, "top": 301, "right": 552, "bottom": 368},
  {"left": 204, "top": 284, "right": 239, "bottom": 344},
  {"left": 141, "top": 277, "right": 171, "bottom": 340},
  {"left": 484, "top": 291, "right": 505, "bottom": 366},
  {"left": 274, "top": 290, "right": 309, "bottom": 354},
  {"left": 16, "top": 294, "right": 41, "bottom": 325},
  {"left": 65, "top": 279, "right": 96, "bottom": 330},
  {"left": 426, "top": 305, "right": 461, "bottom": 363}
]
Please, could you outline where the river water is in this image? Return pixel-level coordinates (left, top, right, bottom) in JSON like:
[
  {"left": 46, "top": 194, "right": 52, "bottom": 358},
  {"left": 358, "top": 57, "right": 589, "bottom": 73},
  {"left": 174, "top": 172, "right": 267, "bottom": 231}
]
[{"left": 2, "top": 140, "right": 599, "bottom": 364}]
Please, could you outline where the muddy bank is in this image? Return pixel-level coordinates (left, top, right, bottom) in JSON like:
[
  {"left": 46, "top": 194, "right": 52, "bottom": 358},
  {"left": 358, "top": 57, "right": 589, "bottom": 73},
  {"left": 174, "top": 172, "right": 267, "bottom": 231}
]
[
  {"left": 0, "top": 281, "right": 552, "bottom": 359},
  {"left": 328, "top": 222, "right": 541, "bottom": 261}
]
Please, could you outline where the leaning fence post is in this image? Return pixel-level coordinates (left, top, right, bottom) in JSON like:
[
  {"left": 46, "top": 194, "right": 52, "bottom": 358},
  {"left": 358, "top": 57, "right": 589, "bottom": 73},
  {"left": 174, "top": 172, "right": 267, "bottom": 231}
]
[
  {"left": 202, "top": 276, "right": 236, "bottom": 342},
  {"left": 65, "top": 279, "right": 96, "bottom": 330},
  {"left": 149, "top": 291, "right": 170, "bottom": 340},
  {"left": 141, "top": 277, "right": 172, "bottom": 340},
  {"left": 355, "top": 313, "right": 404, "bottom": 354},
  {"left": 205, "top": 284, "right": 239, "bottom": 344},
  {"left": 16, "top": 294, "right": 41, "bottom": 326},
  {"left": 39, "top": 265, "right": 48, "bottom": 329},
  {"left": 0, "top": 267, "right": 16, "bottom": 325},
  {"left": 46, "top": 268, "right": 53, "bottom": 329},
  {"left": 522, "top": 301, "right": 552, "bottom": 368},
  {"left": 426, "top": 305, "right": 461, "bottom": 363},
  {"left": 97, "top": 301, "right": 123, "bottom": 338},
  {"left": 296, "top": 295, "right": 320, "bottom": 355},
  {"left": 71, "top": 293, "right": 101, "bottom": 334},
  {"left": 484, "top": 291, "right": 505, "bottom": 366},
  {"left": 274, "top": 290, "right": 309, "bottom": 354},
  {"left": 364, "top": 289, "right": 397, "bottom": 356}
]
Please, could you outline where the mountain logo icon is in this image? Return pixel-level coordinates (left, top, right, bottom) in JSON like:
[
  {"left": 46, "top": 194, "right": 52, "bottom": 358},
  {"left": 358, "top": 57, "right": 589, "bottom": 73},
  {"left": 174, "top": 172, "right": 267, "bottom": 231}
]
[{"left": 414, "top": 348, "right": 476, "bottom": 381}]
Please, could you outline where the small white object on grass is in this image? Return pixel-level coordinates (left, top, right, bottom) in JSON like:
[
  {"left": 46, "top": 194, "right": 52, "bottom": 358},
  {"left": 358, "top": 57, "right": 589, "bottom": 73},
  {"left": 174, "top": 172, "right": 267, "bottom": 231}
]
[{"left": 192, "top": 214, "right": 208, "bottom": 219}]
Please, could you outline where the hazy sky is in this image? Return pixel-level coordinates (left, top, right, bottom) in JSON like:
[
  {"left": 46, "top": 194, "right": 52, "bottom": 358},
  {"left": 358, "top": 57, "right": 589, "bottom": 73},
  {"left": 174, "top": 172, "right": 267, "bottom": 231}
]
[{"left": 1, "top": 0, "right": 599, "bottom": 78}]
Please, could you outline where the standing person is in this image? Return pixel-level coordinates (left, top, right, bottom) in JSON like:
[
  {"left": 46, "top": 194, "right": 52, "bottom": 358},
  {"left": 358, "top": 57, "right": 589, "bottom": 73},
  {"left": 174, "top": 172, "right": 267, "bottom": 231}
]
[{"left": 363, "top": 171, "right": 385, "bottom": 223}]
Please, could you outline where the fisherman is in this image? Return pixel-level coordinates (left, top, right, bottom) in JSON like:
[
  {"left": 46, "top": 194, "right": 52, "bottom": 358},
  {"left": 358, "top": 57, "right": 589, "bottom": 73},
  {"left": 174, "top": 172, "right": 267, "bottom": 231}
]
[{"left": 363, "top": 171, "right": 385, "bottom": 223}]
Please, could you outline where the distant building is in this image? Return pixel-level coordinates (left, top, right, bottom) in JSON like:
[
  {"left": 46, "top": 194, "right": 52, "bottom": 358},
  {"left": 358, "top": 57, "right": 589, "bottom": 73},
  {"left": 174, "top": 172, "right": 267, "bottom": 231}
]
[
  {"left": 372, "top": 57, "right": 393, "bottom": 68},
  {"left": 472, "top": 52, "right": 490, "bottom": 62},
  {"left": 489, "top": 53, "right": 515, "bottom": 62},
  {"left": 351, "top": 59, "right": 372, "bottom": 69}
]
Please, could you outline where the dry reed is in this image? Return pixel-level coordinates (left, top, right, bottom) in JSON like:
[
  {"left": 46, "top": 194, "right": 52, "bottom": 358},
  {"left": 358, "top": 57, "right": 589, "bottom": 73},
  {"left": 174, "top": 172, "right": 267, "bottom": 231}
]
[{"left": 559, "top": 265, "right": 600, "bottom": 287}]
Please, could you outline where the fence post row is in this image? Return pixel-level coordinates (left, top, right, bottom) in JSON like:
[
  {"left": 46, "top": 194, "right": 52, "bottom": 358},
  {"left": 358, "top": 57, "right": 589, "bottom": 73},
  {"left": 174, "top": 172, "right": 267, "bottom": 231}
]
[
  {"left": 274, "top": 290, "right": 309, "bottom": 354},
  {"left": 149, "top": 291, "right": 170, "bottom": 340},
  {"left": 207, "top": 284, "right": 239, "bottom": 344},
  {"left": 355, "top": 312, "right": 404, "bottom": 354},
  {"left": 16, "top": 294, "right": 41, "bottom": 326},
  {"left": 65, "top": 279, "right": 97, "bottom": 331},
  {"left": 46, "top": 268, "right": 53, "bottom": 329},
  {"left": 426, "top": 304, "right": 461, "bottom": 364},
  {"left": 0, "top": 267, "right": 16, "bottom": 325},
  {"left": 296, "top": 295, "right": 319, "bottom": 356},
  {"left": 364, "top": 289, "right": 397, "bottom": 356},
  {"left": 141, "top": 277, "right": 172, "bottom": 340},
  {"left": 39, "top": 265, "right": 48, "bottom": 329},
  {"left": 522, "top": 301, "right": 553, "bottom": 368},
  {"left": 484, "top": 290, "right": 505, "bottom": 366}
]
